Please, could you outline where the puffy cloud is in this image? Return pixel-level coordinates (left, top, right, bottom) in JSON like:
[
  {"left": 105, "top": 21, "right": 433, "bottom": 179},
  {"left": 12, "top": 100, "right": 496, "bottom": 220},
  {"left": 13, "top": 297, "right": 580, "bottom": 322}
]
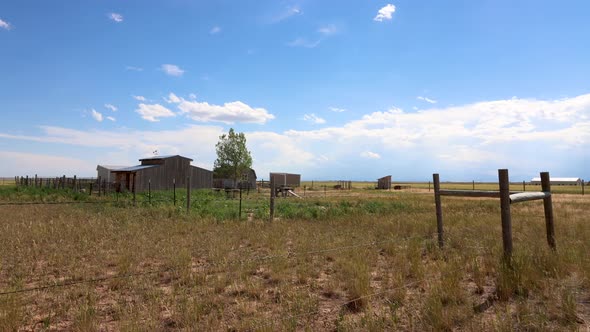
[
  {"left": 374, "top": 4, "right": 396, "bottom": 22},
  {"left": 104, "top": 104, "right": 118, "bottom": 112},
  {"left": 135, "top": 103, "right": 175, "bottom": 122},
  {"left": 360, "top": 151, "right": 381, "bottom": 159},
  {"left": 91, "top": 109, "right": 103, "bottom": 122},
  {"left": 165, "top": 93, "right": 182, "bottom": 103},
  {"left": 417, "top": 96, "right": 437, "bottom": 104},
  {"left": 169, "top": 95, "right": 274, "bottom": 124},
  {"left": 133, "top": 95, "right": 146, "bottom": 101},
  {"left": 303, "top": 113, "right": 326, "bottom": 124},
  {"left": 0, "top": 18, "right": 12, "bottom": 30},
  {"left": 161, "top": 64, "right": 185, "bottom": 77},
  {"left": 108, "top": 13, "right": 123, "bottom": 23}
]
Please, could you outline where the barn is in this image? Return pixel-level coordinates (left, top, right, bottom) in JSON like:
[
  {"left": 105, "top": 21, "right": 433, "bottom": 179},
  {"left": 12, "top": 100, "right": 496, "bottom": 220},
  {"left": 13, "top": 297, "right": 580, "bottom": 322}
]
[
  {"left": 96, "top": 165, "right": 129, "bottom": 183},
  {"left": 109, "top": 155, "right": 212, "bottom": 192},
  {"left": 213, "top": 168, "right": 257, "bottom": 189},
  {"left": 531, "top": 177, "right": 582, "bottom": 186},
  {"left": 270, "top": 172, "right": 301, "bottom": 188}
]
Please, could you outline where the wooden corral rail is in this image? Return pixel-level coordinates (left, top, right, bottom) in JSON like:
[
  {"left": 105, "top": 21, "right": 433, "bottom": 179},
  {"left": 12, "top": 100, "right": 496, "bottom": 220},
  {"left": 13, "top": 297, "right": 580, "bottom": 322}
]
[{"left": 433, "top": 169, "right": 555, "bottom": 258}]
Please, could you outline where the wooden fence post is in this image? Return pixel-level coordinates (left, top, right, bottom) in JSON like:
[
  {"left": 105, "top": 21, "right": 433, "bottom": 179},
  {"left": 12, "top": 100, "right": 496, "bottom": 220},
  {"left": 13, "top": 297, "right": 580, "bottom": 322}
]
[
  {"left": 472, "top": 180, "right": 475, "bottom": 191},
  {"left": 148, "top": 179, "right": 151, "bottom": 205},
  {"left": 541, "top": 172, "right": 556, "bottom": 250},
  {"left": 498, "top": 169, "right": 513, "bottom": 258},
  {"left": 269, "top": 177, "right": 275, "bottom": 222},
  {"left": 582, "top": 180, "right": 585, "bottom": 196},
  {"left": 62, "top": 175, "right": 66, "bottom": 190},
  {"left": 522, "top": 180, "right": 526, "bottom": 192},
  {"left": 433, "top": 173, "right": 444, "bottom": 248},
  {"left": 130, "top": 174, "right": 135, "bottom": 206},
  {"left": 186, "top": 176, "right": 191, "bottom": 213},
  {"left": 173, "top": 178, "right": 176, "bottom": 206},
  {"left": 73, "top": 175, "right": 77, "bottom": 193}
]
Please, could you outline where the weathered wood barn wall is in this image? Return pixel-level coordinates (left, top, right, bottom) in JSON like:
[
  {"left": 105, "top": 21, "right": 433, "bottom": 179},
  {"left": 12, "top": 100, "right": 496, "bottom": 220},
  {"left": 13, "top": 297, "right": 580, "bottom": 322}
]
[
  {"left": 270, "top": 172, "right": 301, "bottom": 187},
  {"left": 377, "top": 175, "right": 392, "bottom": 190},
  {"left": 110, "top": 155, "right": 212, "bottom": 192},
  {"left": 96, "top": 165, "right": 129, "bottom": 183}
]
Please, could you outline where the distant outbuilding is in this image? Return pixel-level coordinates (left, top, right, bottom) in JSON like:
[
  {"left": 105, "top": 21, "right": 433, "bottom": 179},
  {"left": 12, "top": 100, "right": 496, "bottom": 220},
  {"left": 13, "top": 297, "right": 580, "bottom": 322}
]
[
  {"left": 531, "top": 177, "right": 582, "bottom": 186},
  {"left": 377, "top": 175, "right": 392, "bottom": 190},
  {"left": 96, "top": 165, "right": 129, "bottom": 183},
  {"left": 270, "top": 172, "right": 301, "bottom": 188},
  {"left": 107, "top": 155, "right": 212, "bottom": 192}
]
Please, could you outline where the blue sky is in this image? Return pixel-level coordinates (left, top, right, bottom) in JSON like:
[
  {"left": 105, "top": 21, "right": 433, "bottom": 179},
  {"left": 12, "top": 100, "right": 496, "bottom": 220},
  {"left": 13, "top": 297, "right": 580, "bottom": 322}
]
[{"left": 0, "top": 0, "right": 589, "bottom": 181}]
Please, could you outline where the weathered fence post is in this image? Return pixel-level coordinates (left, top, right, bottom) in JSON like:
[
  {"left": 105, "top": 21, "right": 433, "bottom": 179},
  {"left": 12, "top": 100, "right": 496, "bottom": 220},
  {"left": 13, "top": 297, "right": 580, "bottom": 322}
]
[
  {"left": 239, "top": 187, "right": 242, "bottom": 220},
  {"left": 186, "top": 176, "right": 191, "bottom": 213},
  {"left": 269, "top": 177, "right": 275, "bottom": 222},
  {"left": 498, "top": 169, "right": 513, "bottom": 258},
  {"left": 173, "top": 178, "right": 176, "bottom": 206},
  {"left": 303, "top": 185, "right": 306, "bottom": 197},
  {"left": 89, "top": 182, "right": 93, "bottom": 196},
  {"left": 148, "top": 179, "right": 151, "bottom": 205},
  {"left": 97, "top": 176, "right": 102, "bottom": 196},
  {"left": 62, "top": 175, "right": 66, "bottom": 190},
  {"left": 582, "top": 180, "right": 585, "bottom": 196},
  {"left": 541, "top": 172, "right": 556, "bottom": 250},
  {"left": 433, "top": 174, "right": 444, "bottom": 248},
  {"left": 522, "top": 180, "right": 526, "bottom": 192},
  {"left": 35, "top": 174, "right": 38, "bottom": 187},
  {"left": 73, "top": 175, "right": 77, "bottom": 193},
  {"left": 472, "top": 180, "right": 475, "bottom": 191},
  {"left": 428, "top": 181, "right": 431, "bottom": 192},
  {"left": 132, "top": 175, "right": 137, "bottom": 207}
]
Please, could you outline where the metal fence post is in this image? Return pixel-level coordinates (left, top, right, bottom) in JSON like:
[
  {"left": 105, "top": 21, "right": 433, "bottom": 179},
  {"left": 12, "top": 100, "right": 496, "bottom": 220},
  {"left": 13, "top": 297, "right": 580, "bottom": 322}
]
[
  {"left": 433, "top": 174, "right": 444, "bottom": 248},
  {"left": 498, "top": 169, "right": 513, "bottom": 258},
  {"left": 148, "top": 179, "right": 151, "bottom": 205},
  {"left": 541, "top": 172, "right": 556, "bottom": 250},
  {"left": 173, "top": 178, "right": 176, "bottom": 206}
]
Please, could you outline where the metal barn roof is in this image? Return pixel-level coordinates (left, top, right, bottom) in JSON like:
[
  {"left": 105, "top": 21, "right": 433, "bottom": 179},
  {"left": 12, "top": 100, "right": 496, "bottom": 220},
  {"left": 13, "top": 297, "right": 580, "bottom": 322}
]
[
  {"left": 139, "top": 155, "right": 193, "bottom": 161},
  {"left": 531, "top": 177, "right": 580, "bottom": 182},
  {"left": 96, "top": 165, "right": 130, "bottom": 171},
  {"left": 113, "top": 165, "right": 158, "bottom": 172}
]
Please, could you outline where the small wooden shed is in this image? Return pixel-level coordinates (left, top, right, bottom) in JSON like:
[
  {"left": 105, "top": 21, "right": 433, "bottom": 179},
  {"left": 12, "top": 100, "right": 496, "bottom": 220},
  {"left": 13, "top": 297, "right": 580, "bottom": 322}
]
[
  {"left": 270, "top": 172, "right": 301, "bottom": 188},
  {"left": 213, "top": 168, "right": 257, "bottom": 189},
  {"left": 377, "top": 175, "right": 392, "bottom": 190}
]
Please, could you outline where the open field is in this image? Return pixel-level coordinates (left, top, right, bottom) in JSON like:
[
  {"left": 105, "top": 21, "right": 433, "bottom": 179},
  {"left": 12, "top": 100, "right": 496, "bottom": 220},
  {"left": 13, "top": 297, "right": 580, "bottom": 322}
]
[{"left": 0, "top": 186, "right": 589, "bottom": 330}]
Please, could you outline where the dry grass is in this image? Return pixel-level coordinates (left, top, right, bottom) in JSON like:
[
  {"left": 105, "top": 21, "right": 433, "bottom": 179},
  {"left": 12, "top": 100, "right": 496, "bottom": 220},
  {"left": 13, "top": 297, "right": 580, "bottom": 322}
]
[{"left": 0, "top": 188, "right": 588, "bottom": 331}]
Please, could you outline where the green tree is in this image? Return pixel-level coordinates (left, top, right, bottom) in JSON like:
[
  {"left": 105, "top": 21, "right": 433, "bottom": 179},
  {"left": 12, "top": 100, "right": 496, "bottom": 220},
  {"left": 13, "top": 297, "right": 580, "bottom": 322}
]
[{"left": 213, "top": 128, "right": 253, "bottom": 188}]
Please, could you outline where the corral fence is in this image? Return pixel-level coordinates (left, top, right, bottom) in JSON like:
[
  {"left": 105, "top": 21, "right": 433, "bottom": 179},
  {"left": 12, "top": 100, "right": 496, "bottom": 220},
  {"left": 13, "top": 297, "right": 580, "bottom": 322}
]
[{"left": 433, "top": 169, "right": 556, "bottom": 259}]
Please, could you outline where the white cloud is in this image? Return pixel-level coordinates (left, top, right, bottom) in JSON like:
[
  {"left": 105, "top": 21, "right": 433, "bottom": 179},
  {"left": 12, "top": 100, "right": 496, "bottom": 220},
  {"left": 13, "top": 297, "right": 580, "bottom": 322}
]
[
  {"left": 133, "top": 95, "right": 146, "bottom": 101},
  {"left": 104, "top": 104, "right": 118, "bottom": 112},
  {"left": 360, "top": 151, "right": 381, "bottom": 159},
  {"left": 329, "top": 107, "right": 346, "bottom": 113},
  {"left": 161, "top": 64, "right": 185, "bottom": 77},
  {"left": 173, "top": 97, "right": 275, "bottom": 124},
  {"left": 210, "top": 26, "right": 221, "bottom": 34},
  {"left": 417, "top": 96, "right": 437, "bottom": 104},
  {"left": 303, "top": 113, "right": 326, "bottom": 124},
  {"left": 2, "top": 93, "right": 589, "bottom": 179},
  {"left": 91, "top": 109, "right": 103, "bottom": 122},
  {"left": 165, "top": 93, "right": 182, "bottom": 104},
  {"left": 374, "top": 4, "right": 396, "bottom": 22},
  {"left": 0, "top": 151, "right": 95, "bottom": 176},
  {"left": 125, "top": 66, "right": 143, "bottom": 72},
  {"left": 108, "top": 13, "right": 124, "bottom": 23},
  {"left": 0, "top": 18, "right": 12, "bottom": 30},
  {"left": 106, "top": 116, "right": 116, "bottom": 122},
  {"left": 135, "top": 103, "right": 175, "bottom": 122},
  {"left": 271, "top": 6, "right": 302, "bottom": 23},
  {"left": 287, "top": 38, "right": 321, "bottom": 48},
  {"left": 318, "top": 24, "right": 337, "bottom": 36}
]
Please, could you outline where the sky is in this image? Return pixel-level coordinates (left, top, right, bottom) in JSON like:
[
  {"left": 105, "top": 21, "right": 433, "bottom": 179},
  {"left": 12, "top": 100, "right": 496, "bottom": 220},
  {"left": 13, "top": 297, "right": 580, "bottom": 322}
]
[{"left": 0, "top": 0, "right": 589, "bottom": 181}]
